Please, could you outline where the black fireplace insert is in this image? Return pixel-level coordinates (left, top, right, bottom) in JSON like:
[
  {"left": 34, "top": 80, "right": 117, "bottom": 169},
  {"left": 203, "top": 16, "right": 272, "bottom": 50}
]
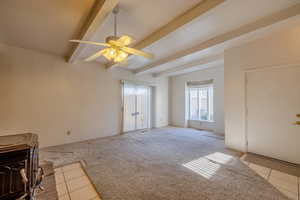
[{"left": 0, "top": 133, "right": 43, "bottom": 200}]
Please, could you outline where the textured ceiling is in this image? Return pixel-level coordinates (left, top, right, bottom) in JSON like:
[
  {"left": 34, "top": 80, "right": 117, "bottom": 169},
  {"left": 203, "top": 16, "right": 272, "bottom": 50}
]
[{"left": 0, "top": 0, "right": 96, "bottom": 56}]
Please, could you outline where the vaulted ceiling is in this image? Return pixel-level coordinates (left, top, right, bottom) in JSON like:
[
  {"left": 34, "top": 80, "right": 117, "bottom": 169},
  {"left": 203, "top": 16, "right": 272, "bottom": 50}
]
[
  {"left": 0, "top": 0, "right": 299, "bottom": 76},
  {"left": 0, "top": 0, "right": 96, "bottom": 56}
]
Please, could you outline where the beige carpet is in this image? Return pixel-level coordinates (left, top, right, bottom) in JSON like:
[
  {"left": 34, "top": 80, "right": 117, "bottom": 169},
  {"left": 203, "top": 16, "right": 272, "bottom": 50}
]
[{"left": 41, "top": 127, "right": 289, "bottom": 200}]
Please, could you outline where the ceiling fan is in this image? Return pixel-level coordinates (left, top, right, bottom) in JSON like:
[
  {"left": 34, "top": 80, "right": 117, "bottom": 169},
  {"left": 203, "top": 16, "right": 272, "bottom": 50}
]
[{"left": 70, "top": 5, "right": 154, "bottom": 64}]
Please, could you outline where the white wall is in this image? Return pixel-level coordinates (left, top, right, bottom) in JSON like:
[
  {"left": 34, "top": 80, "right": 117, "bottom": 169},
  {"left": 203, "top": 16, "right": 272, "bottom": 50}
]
[
  {"left": 0, "top": 43, "right": 169, "bottom": 147},
  {"left": 224, "top": 25, "right": 300, "bottom": 152},
  {"left": 154, "top": 78, "right": 169, "bottom": 127},
  {"left": 169, "top": 66, "right": 225, "bottom": 134}
]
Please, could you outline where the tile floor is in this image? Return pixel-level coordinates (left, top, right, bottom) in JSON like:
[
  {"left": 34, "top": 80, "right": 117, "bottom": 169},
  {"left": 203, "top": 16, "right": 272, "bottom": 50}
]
[
  {"left": 54, "top": 162, "right": 101, "bottom": 200},
  {"left": 241, "top": 156, "right": 300, "bottom": 200}
]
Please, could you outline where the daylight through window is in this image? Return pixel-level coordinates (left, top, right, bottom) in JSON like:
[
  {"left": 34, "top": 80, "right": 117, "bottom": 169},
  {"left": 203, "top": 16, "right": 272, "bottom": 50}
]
[{"left": 188, "top": 84, "right": 213, "bottom": 121}]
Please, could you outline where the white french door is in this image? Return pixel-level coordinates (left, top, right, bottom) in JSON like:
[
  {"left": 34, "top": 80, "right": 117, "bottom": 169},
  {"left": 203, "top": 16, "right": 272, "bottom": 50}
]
[{"left": 123, "top": 82, "right": 151, "bottom": 132}]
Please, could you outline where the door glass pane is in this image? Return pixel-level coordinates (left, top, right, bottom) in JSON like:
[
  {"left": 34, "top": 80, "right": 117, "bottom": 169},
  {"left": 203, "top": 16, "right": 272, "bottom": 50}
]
[
  {"left": 123, "top": 83, "right": 151, "bottom": 132},
  {"left": 136, "top": 86, "right": 150, "bottom": 130},
  {"left": 123, "top": 84, "right": 136, "bottom": 132},
  {"left": 189, "top": 88, "right": 198, "bottom": 120}
]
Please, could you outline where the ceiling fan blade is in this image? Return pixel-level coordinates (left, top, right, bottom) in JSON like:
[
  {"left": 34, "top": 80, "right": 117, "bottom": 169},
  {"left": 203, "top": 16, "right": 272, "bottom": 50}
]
[
  {"left": 85, "top": 49, "right": 107, "bottom": 62},
  {"left": 70, "top": 40, "right": 111, "bottom": 47},
  {"left": 122, "top": 47, "right": 154, "bottom": 59},
  {"left": 116, "top": 35, "right": 133, "bottom": 46},
  {"left": 113, "top": 59, "right": 128, "bottom": 67}
]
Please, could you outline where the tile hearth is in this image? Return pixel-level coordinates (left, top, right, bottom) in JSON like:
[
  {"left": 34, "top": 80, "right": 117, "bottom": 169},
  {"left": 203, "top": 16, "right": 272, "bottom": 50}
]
[
  {"left": 241, "top": 155, "right": 300, "bottom": 200},
  {"left": 54, "top": 162, "right": 101, "bottom": 200}
]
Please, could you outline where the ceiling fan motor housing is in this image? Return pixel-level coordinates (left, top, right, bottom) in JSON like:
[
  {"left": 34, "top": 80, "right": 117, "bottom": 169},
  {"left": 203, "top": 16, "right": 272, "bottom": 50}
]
[{"left": 106, "top": 36, "right": 119, "bottom": 43}]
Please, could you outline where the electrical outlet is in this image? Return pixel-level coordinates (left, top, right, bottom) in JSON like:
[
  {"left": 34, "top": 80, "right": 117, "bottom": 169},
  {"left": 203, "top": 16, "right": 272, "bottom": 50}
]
[{"left": 67, "top": 130, "right": 71, "bottom": 135}]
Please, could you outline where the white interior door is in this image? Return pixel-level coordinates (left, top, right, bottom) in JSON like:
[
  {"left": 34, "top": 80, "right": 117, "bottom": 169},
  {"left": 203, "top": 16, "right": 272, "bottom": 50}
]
[
  {"left": 246, "top": 66, "right": 300, "bottom": 164},
  {"left": 123, "top": 83, "right": 150, "bottom": 132}
]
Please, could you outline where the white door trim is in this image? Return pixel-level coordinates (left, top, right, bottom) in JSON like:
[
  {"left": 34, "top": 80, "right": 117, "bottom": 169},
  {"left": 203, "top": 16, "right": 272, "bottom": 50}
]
[
  {"left": 121, "top": 81, "right": 152, "bottom": 133},
  {"left": 244, "top": 61, "right": 300, "bottom": 72},
  {"left": 244, "top": 62, "right": 300, "bottom": 154}
]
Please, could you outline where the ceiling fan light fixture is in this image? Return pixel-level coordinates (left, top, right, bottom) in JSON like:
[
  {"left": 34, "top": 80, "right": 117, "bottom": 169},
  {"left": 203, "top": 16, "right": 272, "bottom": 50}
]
[
  {"left": 69, "top": 5, "right": 154, "bottom": 64},
  {"left": 101, "top": 47, "right": 128, "bottom": 63},
  {"left": 108, "top": 48, "right": 117, "bottom": 56},
  {"left": 101, "top": 48, "right": 113, "bottom": 61},
  {"left": 114, "top": 50, "right": 128, "bottom": 63}
]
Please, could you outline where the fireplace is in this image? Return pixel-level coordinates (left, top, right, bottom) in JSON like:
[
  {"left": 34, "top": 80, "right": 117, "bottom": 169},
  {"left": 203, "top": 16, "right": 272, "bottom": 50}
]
[{"left": 0, "top": 133, "right": 43, "bottom": 200}]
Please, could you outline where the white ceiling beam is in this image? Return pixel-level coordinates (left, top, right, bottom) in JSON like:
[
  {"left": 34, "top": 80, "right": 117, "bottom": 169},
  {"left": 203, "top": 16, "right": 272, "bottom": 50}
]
[
  {"left": 153, "top": 54, "right": 223, "bottom": 77},
  {"left": 66, "top": 0, "right": 120, "bottom": 63},
  {"left": 135, "top": 4, "right": 300, "bottom": 75},
  {"left": 106, "top": 0, "right": 225, "bottom": 69},
  {"left": 159, "top": 63, "right": 224, "bottom": 77}
]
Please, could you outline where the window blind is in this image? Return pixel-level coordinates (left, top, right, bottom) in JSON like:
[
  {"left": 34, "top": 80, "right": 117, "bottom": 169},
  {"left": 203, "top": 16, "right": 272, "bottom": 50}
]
[{"left": 187, "top": 79, "right": 213, "bottom": 87}]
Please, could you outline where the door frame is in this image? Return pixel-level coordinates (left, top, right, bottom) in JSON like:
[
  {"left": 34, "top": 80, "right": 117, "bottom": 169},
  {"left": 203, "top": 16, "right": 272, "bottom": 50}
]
[
  {"left": 244, "top": 62, "right": 300, "bottom": 153},
  {"left": 121, "top": 80, "right": 154, "bottom": 133}
]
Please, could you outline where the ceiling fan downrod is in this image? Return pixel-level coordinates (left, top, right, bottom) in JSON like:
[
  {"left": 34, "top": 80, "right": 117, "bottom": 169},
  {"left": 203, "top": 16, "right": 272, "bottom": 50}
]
[{"left": 113, "top": 5, "right": 119, "bottom": 37}]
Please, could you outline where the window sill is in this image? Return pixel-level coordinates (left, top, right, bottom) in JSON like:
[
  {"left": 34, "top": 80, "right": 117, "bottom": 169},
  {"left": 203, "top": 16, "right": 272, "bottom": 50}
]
[{"left": 188, "top": 119, "right": 215, "bottom": 123}]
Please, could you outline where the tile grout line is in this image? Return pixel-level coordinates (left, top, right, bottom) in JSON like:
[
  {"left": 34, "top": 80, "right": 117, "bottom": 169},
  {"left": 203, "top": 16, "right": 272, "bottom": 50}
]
[
  {"left": 55, "top": 162, "right": 105, "bottom": 200},
  {"left": 61, "top": 168, "right": 72, "bottom": 200},
  {"left": 69, "top": 175, "right": 98, "bottom": 200},
  {"left": 79, "top": 161, "right": 101, "bottom": 200},
  {"left": 217, "top": 156, "right": 299, "bottom": 200},
  {"left": 64, "top": 173, "right": 85, "bottom": 182},
  {"left": 298, "top": 177, "right": 300, "bottom": 200},
  {"left": 60, "top": 162, "right": 100, "bottom": 200},
  {"left": 250, "top": 164, "right": 299, "bottom": 199}
]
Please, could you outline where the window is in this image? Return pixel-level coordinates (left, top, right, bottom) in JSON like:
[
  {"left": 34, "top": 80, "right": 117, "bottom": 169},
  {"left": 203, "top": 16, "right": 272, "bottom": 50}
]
[{"left": 188, "top": 84, "right": 213, "bottom": 121}]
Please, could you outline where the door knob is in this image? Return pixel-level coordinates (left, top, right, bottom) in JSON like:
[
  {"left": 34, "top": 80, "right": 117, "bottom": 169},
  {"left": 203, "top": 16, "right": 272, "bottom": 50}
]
[
  {"left": 131, "top": 112, "right": 139, "bottom": 116},
  {"left": 297, "top": 114, "right": 300, "bottom": 118}
]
